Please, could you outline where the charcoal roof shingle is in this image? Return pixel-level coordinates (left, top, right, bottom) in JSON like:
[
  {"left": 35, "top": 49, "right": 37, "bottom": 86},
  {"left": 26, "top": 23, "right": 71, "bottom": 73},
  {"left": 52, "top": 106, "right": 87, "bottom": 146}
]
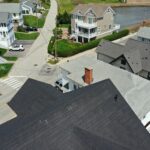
[
  {"left": 0, "top": 78, "right": 150, "bottom": 150},
  {"left": 96, "top": 39, "right": 150, "bottom": 73}
]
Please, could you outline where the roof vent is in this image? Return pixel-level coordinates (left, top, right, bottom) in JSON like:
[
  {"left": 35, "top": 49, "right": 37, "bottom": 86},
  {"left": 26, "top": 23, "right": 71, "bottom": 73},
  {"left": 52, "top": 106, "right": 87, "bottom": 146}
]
[{"left": 114, "top": 95, "right": 118, "bottom": 102}]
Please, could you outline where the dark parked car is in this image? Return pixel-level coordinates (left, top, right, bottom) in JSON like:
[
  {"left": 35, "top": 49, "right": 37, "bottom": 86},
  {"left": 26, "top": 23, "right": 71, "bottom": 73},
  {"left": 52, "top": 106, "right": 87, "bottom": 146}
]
[{"left": 26, "top": 26, "right": 38, "bottom": 32}]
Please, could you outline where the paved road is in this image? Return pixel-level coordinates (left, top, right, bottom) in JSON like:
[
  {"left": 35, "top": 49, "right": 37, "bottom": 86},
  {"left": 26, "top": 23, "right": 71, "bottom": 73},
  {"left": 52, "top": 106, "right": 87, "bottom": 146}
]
[{"left": 9, "top": 0, "right": 58, "bottom": 80}]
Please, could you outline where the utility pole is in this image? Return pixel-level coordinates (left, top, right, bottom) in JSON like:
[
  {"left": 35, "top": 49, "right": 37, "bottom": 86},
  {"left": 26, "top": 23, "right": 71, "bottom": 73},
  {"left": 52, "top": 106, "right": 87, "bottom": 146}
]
[{"left": 36, "top": 0, "right": 39, "bottom": 28}]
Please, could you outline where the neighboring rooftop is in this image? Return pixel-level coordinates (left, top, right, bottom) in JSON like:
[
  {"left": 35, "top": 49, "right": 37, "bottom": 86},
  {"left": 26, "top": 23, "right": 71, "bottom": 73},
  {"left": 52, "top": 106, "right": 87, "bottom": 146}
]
[
  {"left": 0, "top": 12, "right": 10, "bottom": 24},
  {"left": 23, "top": 0, "right": 36, "bottom": 9},
  {"left": 96, "top": 40, "right": 125, "bottom": 59},
  {"left": 60, "top": 53, "right": 150, "bottom": 119},
  {"left": 0, "top": 78, "right": 150, "bottom": 150},
  {"left": 71, "top": 4, "right": 115, "bottom": 17},
  {"left": 0, "top": 3, "right": 21, "bottom": 13},
  {"left": 96, "top": 39, "right": 150, "bottom": 73},
  {"left": 137, "top": 27, "right": 150, "bottom": 39}
]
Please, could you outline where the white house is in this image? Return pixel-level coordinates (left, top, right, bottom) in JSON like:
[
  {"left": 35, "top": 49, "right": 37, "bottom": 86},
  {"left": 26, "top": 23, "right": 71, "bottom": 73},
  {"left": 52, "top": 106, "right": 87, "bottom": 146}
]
[
  {"left": 0, "top": 12, "right": 15, "bottom": 48},
  {"left": 0, "top": 3, "right": 23, "bottom": 26}
]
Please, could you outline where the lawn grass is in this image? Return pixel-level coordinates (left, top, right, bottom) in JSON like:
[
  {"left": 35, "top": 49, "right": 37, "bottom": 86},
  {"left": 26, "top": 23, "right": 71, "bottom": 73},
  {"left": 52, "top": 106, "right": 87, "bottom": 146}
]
[
  {"left": 15, "top": 32, "right": 39, "bottom": 40},
  {"left": 23, "top": 15, "right": 45, "bottom": 28},
  {"left": 0, "top": 64, "right": 13, "bottom": 78},
  {"left": 55, "top": 39, "right": 81, "bottom": 56},
  {"left": 0, "top": 48, "right": 7, "bottom": 56},
  {"left": 0, "top": 48, "right": 18, "bottom": 61},
  {"left": 57, "top": 0, "right": 121, "bottom": 13},
  {"left": 23, "top": 10, "right": 48, "bottom": 28},
  {"left": 3, "top": 56, "right": 18, "bottom": 61}
]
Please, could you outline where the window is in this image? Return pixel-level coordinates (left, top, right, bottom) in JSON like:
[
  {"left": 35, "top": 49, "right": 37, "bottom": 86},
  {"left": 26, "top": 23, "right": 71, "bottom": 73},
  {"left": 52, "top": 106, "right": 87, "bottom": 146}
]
[
  {"left": 64, "top": 83, "right": 69, "bottom": 89},
  {"left": 74, "top": 84, "right": 78, "bottom": 90},
  {"left": 88, "top": 18, "right": 93, "bottom": 24},
  {"left": 78, "top": 16, "right": 83, "bottom": 21},
  {"left": 3, "top": 32, "right": 6, "bottom": 37},
  {"left": 121, "top": 59, "right": 126, "bottom": 65}
]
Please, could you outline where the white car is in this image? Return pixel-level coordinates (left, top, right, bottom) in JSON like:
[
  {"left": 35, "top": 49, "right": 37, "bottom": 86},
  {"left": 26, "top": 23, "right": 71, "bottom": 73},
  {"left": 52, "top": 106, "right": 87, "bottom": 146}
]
[
  {"left": 9, "top": 44, "right": 25, "bottom": 51},
  {"left": 141, "top": 111, "right": 150, "bottom": 133}
]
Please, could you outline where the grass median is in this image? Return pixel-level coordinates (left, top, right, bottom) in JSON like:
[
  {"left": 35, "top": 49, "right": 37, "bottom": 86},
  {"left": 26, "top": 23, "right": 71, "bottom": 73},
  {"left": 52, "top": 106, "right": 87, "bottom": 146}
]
[{"left": 0, "top": 64, "right": 13, "bottom": 78}]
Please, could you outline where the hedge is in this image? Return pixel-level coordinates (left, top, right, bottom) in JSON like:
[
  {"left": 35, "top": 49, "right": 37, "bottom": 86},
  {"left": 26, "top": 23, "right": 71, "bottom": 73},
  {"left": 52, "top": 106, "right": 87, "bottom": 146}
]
[
  {"left": 48, "top": 29, "right": 129, "bottom": 57},
  {"left": 15, "top": 32, "right": 39, "bottom": 40}
]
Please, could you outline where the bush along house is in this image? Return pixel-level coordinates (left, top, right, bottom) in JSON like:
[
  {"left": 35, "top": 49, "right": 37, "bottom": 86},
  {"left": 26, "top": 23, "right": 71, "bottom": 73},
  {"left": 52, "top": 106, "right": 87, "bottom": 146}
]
[{"left": 70, "top": 4, "right": 120, "bottom": 43}]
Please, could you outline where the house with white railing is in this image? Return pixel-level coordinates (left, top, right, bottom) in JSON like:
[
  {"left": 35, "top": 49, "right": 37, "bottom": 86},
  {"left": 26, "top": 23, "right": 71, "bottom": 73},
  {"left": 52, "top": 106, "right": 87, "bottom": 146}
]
[
  {"left": 71, "top": 4, "right": 120, "bottom": 43},
  {"left": 0, "top": 12, "right": 15, "bottom": 48}
]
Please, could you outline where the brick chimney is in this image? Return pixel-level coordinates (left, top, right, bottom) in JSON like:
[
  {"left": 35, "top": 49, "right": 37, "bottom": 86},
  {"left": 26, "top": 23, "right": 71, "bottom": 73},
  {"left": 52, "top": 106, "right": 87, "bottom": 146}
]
[{"left": 84, "top": 67, "right": 93, "bottom": 84}]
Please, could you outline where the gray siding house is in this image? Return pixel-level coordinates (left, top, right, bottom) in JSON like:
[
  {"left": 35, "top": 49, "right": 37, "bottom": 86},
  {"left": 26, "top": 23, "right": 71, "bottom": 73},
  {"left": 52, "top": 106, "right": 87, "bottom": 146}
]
[
  {"left": 71, "top": 4, "right": 120, "bottom": 43},
  {"left": 96, "top": 39, "right": 150, "bottom": 79}
]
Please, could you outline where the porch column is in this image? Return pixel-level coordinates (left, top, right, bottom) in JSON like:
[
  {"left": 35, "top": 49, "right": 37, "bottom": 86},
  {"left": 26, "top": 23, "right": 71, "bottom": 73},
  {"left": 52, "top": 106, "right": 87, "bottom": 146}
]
[
  {"left": 88, "top": 29, "right": 90, "bottom": 42},
  {"left": 82, "top": 37, "right": 84, "bottom": 43}
]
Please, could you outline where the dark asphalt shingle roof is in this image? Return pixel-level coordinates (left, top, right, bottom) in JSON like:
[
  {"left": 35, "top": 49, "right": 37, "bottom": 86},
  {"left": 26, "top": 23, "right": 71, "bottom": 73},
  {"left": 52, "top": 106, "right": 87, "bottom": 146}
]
[
  {"left": 96, "top": 39, "right": 150, "bottom": 73},
  {"left": 0, "top": 78, "right": 150, "bottom": 150},
  {"left": 96, "top": 40, "right": 125, "bottom": 59}
]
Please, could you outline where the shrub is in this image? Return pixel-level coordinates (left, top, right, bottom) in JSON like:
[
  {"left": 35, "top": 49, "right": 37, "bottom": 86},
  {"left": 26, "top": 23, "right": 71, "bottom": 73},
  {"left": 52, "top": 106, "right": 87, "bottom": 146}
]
[
  {"left": 17, "top": 26, "right": 26, "bottom": 32},
  {"left": 23, "top": 15, "right": 45, "bottom": 28},
  {"left": 48, "top": 36, "right": 56, "bottom": 54},
  {"left": 57, "top": 11, "right": 71, "bottom": 25},
  {"left": 53, "top": 28, "right": 63, "bottom": 39},
  {"left": 15, "top": 32, "right": 39, "bottom": 40}
]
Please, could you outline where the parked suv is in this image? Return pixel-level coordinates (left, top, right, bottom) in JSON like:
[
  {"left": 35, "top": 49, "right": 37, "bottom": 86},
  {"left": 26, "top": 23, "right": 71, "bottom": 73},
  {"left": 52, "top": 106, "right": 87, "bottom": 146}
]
[{"left": 9, "top": 44, "right": 25, "bottom": 51}]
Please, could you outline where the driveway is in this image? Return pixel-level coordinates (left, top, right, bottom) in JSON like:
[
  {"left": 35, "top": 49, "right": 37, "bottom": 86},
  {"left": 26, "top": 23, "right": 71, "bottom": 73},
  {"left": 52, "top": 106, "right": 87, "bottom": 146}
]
[
  {"left": 4, "top": 40, "right": 34, "bottom": 58},
  {"left": 9, "top": 0, "right": 58, "bottom": 81}
]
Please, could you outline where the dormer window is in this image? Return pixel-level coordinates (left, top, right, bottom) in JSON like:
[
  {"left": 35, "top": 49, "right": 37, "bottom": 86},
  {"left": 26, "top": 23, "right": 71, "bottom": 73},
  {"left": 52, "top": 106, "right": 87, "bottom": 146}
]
[{"left": 78, "top": 15, "right": 83, "bottom": 21}]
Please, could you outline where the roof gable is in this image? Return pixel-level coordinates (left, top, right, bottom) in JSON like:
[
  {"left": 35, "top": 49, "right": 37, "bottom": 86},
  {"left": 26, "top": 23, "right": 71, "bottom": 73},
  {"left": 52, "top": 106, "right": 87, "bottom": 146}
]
[{"left": 72, "top": 4, "right": 114, "bottom": 18}]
